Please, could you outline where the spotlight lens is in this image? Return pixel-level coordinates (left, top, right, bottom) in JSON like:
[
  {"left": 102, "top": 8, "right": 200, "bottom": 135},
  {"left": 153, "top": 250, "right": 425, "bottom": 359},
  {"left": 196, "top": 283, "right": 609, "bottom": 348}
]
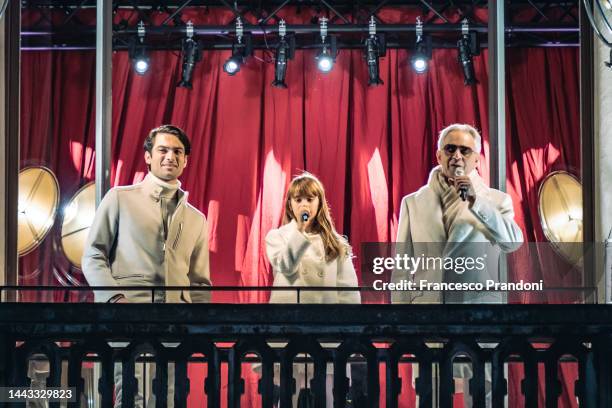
[
  {"left": 134, "top": 59, "right": 149, "bottom": 74},
  {"left": 224, "top": 59, "right": 240, "bottom": 75},
  {"left": 317, "top": 56, "right": 333, "bottom": 73},
  {"left": 412, "top": 58, "right": 427, "bottom": 73}
]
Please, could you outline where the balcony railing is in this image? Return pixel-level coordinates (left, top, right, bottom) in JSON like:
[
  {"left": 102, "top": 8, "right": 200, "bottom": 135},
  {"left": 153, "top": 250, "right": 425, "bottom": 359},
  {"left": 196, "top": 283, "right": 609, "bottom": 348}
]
[{"left": 1, "top": 301, "right": 611, "bottom": 408}]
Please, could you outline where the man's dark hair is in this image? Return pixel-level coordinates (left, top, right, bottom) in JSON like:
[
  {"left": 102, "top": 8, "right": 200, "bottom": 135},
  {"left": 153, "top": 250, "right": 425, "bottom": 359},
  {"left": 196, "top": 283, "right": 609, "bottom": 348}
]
[{"left": 143, "top": 125, "right": 191, "bottom": 155}]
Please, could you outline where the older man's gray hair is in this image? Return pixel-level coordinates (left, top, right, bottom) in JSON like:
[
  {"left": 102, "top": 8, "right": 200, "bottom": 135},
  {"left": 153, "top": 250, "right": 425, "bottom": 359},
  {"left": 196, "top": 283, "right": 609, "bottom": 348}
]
[{"left": 437, "top": 123, "right": 482, "bottom": 154}]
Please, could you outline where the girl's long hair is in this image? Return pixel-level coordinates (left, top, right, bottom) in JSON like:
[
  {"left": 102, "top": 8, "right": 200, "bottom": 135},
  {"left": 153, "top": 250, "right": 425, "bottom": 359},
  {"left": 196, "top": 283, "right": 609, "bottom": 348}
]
[{"left": 283, "top": 172, "right": 350, "bottom": 262}]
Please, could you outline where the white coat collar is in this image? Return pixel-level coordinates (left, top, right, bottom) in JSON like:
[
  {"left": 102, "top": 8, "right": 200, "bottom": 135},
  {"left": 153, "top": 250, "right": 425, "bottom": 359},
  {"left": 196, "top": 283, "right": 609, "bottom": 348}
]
[{"left": 142, "top": 172, "right": 187, "bottom": 204}]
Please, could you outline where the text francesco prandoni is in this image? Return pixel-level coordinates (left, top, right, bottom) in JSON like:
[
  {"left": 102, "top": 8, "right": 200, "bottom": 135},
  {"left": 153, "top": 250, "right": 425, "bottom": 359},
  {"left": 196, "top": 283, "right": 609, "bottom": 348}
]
[{"left": 370, "top": 254, "right": 544, "bottom": 292}]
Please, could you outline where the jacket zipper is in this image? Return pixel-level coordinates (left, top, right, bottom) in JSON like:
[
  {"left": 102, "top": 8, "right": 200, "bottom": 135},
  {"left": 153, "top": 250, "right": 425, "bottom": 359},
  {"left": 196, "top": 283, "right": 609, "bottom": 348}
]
[{"left": 172, "top": 223, "right": 183, "bottom": 250}]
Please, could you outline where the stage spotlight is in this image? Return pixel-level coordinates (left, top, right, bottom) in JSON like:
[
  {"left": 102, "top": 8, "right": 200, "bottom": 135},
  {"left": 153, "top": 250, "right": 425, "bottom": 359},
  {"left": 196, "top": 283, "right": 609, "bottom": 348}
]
[
  {"left": 457, "top": 19, "right": 480, "bottom": 85},
  {"left": 364, "top": 16, "right": 385, "bottom": 85},
  {"left": 411, "top": 57, "right": 427, "bottom": 73},
  {"left": 411, "top": 40, "right": 431, "bottom": 73},
  {"left": 317, "top": 51, "right": 334, "bottom": 73},
  {"left": 273, "top": 41, "right": 289, "bottom": 86},
  {"left": 223, "top": 17, "right": 252, "bottom": 76},
  {"left": 457, "top": 37, "right": 475, "bottom": 84},
  {"left": 315, "top": 18, "right": 337, "bottom": 74},
  {"left": 177, "top": 21, "right": 202, "bottom": 89},
  {"left": 410, "top": 17, "right": 431, "bottom": 74},
  {"left": 224, "top": 39, "right": 252, "bottom": 75},
  {"left": 129, "top": 21, "right": 149, "bottom": 75},
  {"left": 224, "top": 57, "right": 241, "bottom": 75},
  {"left": 133, "top": 56, "right": 150, "bottom": 75},
  {"left": 272, "top": 20, "right": 295, "bottom": 88},
  {"left": 604, "top": 0, "right": 611, "bottom": 10}
]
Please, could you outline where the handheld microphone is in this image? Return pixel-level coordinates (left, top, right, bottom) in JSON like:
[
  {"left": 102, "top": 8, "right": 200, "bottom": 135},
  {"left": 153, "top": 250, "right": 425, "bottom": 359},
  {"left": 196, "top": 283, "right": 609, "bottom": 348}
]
[
  {"left": 454, "top": 167, "right": 468, "bottom": 201},
  {"left": 301, "top": 212, "right": 309, "bottom": 222}
]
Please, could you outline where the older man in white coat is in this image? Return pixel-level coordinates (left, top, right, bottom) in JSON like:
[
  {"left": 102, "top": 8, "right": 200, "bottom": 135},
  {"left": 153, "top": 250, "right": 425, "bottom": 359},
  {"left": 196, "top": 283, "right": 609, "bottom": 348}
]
[
  {"left": 392, "top": 123, "right": 523, "bottom": 304},
  {"left": 391, "top": 123, "right": 523, "bottom": 406}
]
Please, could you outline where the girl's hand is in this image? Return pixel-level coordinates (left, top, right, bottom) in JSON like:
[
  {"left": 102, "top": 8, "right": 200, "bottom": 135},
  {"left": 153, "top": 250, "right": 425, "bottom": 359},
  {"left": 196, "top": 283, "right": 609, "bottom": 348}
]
[{"left": 296, "top": 211, "right": 311, "bottom": 233}]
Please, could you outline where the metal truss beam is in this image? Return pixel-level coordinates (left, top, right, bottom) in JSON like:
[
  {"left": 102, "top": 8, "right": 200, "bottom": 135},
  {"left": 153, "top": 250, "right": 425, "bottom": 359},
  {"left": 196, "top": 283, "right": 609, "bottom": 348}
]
[
  {"left": 20, "top": 22, "right": 580, "bottom": 49},
  {"left": 20, "top": 0, "right": 580, "bottom": 48},
  {"left": 22, "top": 22, "right": 581, "bottom": 35}
]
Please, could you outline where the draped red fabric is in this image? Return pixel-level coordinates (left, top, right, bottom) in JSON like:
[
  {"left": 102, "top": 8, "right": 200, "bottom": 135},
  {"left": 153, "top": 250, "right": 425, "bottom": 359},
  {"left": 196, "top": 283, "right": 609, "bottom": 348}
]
[
  {"left": 506, "top": 47, "right": 582, "bottom": 307},
  {"left": 18, "top": 7, "right": 580, "bottom": 407}
]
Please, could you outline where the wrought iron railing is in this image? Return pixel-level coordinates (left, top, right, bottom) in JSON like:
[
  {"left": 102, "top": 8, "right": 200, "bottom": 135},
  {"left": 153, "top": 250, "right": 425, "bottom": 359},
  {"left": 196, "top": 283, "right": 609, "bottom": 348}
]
[{"left": 0, "top": 302, "right": 611, "bottom": 408}]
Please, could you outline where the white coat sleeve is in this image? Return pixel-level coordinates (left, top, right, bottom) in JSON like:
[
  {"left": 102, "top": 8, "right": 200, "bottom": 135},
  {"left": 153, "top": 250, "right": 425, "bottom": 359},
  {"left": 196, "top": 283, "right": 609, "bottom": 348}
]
[
  {"left": 336, "top": 254, "right": 361, "bottom": 304},
  {"left": 265, "top": 222, "right": 311, "bottom": 279},
  {"left": 81, "top": 189, "right": 123, "bottom": 302},
  {"left": 188, "top": 215, "right": 212, "bottom": 303},
  {"left": 469, "top": 193, "right": 524, "bottom": 252}
]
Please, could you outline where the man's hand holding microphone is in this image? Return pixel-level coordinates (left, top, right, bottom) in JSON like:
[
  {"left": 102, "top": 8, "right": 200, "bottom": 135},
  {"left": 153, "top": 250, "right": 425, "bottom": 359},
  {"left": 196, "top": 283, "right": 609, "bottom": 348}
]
[{"left": 451, "top": 167, "right": 476, "bottom": 206}]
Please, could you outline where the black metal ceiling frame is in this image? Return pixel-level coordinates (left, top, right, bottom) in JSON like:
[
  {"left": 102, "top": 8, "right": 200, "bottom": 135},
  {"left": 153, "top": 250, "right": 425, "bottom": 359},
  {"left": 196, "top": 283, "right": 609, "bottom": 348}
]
[
  {"left": 20, "top": 0, "right": 580, "bottom": 49},
  {"left": 22, "top": 0, "right": 580, "bottom": 24}
]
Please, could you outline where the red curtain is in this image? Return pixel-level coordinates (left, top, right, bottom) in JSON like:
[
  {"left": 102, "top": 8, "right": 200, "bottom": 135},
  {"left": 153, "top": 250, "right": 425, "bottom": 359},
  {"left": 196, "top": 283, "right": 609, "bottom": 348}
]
[
  {"left": 18, "top": 6, "right": 581, "bottom": 407},
  {"left": 506, "top": 47, "right": 583, "bottom": 305}
]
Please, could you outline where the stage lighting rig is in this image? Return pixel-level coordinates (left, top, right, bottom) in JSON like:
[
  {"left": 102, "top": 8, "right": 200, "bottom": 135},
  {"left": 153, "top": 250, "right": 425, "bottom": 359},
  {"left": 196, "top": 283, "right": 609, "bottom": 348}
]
[
  {"left": 315, "top": 18, "right": 337, "bottom": 73},
  {"left": 410, "top": 17, "right": 432, "bottom": 74},
  {"left": 129, "top": 21, "right": 149, "bottom": 75},
  {"left": 223, "top": 17, "right": 253, "bottom": 76},
  {"left": 364, "top": 16, "right": 386, "bottom": 85},
  {"left": 272, "top": 20, "right": 295, "bottom": 88},
  {"left": 177, "top": 21, "right": 202, "bottom": 89},
  {"left": 457, "top": 19, "right": 480, "bottom": 85}
]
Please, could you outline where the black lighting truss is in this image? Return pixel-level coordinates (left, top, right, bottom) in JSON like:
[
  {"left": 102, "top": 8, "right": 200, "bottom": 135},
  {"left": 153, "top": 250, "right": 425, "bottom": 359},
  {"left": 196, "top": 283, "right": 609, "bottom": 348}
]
[{"left": 21, "top": 0, "right": 579, "bottom": 50}]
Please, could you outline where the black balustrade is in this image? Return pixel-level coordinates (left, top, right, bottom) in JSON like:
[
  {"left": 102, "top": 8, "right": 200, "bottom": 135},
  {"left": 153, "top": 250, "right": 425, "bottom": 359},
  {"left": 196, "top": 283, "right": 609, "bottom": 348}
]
[{"left": 0, "top": 303, "right": 611, "bottom": 407}]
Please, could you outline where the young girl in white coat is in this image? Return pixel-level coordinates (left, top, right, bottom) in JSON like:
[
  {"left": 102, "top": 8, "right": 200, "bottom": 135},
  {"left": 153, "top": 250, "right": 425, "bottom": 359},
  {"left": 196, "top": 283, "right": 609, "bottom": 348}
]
[
  {"left": 266, "top": 172, "right": 361, "bottom": 304},
  {"left": 265, "top": 173, "right": 361, "bottom": 406}
]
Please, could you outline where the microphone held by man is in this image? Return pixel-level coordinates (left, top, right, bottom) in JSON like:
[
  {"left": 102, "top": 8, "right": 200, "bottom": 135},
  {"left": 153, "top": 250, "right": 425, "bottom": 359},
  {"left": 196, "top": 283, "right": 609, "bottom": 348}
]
[{"left": 454, "top": 167, "right": 469, "bottom": 201}]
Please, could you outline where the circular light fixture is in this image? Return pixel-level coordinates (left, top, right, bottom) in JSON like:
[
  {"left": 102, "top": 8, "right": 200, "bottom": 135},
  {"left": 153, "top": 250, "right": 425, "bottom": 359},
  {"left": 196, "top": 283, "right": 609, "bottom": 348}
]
[
  {"left": 60, "top": 182, "right": 96, "bottom": 269},
  {"left": 134, "top": 58, "right": 150, "bottom": 75},
  {"left": 411, "top": 55, "right": 428, "bottom": 73},
  {"left": 538, "top": 171, "right": 583, "bottom": 265},
  {"left": 17, "top": 166, "right": 60, "bottom": 256},
  {"left": 223, "top": 58, "right": 241, "bottom": 75},
  {"left": 317, "top": 55, "right": 334, "bottom": 73}
]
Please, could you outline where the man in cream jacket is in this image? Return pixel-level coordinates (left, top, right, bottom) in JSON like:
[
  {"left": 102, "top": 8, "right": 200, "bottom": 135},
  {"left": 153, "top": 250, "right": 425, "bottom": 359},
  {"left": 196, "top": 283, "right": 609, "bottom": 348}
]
[
  {"left": 82, "top": 125, "right": 211, "bottom": 408},
  {"left": 82, "top": 124, "right": 211, "bottom": 304}
]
